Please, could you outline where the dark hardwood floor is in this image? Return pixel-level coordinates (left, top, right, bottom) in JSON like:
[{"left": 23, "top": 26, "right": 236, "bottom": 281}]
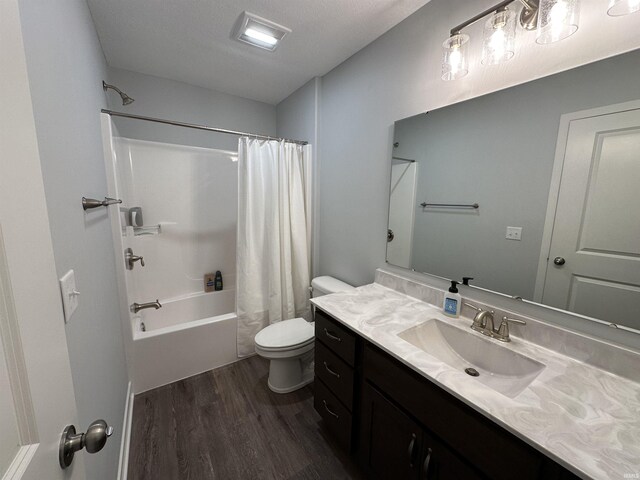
[{"left": 128, "top": 356, "right": 361, "bottom": 480}]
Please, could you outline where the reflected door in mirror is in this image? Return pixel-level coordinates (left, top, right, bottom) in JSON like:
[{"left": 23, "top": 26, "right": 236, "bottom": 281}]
[{"left": 541, "top": 107, "right": 640, "bottom": 330}]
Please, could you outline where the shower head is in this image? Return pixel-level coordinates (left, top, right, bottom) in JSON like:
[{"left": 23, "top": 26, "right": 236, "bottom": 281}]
[{"left": 102, "top": 81, "right": 134, "bottom": 106}]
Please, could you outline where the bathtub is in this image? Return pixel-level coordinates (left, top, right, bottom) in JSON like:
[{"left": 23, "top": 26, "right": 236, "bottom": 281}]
[{"left": 132, "top": 289, "right": 238, "bottom": 393}]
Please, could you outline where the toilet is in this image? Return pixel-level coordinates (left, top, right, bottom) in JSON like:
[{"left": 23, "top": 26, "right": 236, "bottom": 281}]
[{"left": 254, "top": 276, "right": 355, "bottom": 393}]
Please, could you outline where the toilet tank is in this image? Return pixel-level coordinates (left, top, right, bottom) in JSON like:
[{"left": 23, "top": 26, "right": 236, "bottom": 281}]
[{"left": 311, "top": 276, "right": 355, "bottom": 297}]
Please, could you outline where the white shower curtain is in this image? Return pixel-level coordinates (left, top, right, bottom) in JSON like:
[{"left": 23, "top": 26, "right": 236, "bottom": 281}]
[{"left": 236, "top": 138, "right": 312, "bottom": 357}]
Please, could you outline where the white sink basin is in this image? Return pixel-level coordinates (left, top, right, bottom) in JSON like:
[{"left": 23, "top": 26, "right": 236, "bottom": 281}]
[{"left": 398, "top": 319, "right": 545, "bottom": 398}]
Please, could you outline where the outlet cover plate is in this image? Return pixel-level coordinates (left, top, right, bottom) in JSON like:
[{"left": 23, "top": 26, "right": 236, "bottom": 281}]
[
  {"left": 59, "top": 269, "right": 79, "bottom": 323},
  {"left": 506, "top": 226, "right": 523, "bottom": 241}
]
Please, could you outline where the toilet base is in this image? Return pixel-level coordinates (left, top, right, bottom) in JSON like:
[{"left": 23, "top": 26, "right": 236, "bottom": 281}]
[{"left": 265, "top": 349, "right": 314, "bottom": 394}]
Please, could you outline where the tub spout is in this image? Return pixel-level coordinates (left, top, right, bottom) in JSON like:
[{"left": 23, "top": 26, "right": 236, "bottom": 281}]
[{"left": 131, "top": 300, "right": 162, "bottom": 314}]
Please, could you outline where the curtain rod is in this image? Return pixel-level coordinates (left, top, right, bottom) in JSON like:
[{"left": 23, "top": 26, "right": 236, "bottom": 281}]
[{"left": 101, "top": 109, "right": 308, "bottom": 146}]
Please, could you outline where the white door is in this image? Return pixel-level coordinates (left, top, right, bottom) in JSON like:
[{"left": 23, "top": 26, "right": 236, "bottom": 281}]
[
  {"left": 387, "top": 161, "right": 417, "bottom": 268},
  {"left": 541, "top": 106, "right": 640, "bottom": 330},
  {"left": 0, "top": 1, "right": 86, "bottom": 478}
]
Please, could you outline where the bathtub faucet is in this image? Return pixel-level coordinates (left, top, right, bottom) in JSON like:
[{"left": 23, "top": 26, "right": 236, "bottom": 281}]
[{"left": 131, "top": 300, "right": 162, "bottom": 314}]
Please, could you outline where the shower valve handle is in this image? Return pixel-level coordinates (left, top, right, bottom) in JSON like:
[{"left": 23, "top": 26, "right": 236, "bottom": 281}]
[{"left": 125, "top": 248, "right": 145, "bottom": 269}]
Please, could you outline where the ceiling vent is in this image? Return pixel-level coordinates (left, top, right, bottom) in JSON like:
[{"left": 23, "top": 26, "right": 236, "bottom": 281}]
[{"left": 233, "top": 12, "right": 291, "bottom": 51}]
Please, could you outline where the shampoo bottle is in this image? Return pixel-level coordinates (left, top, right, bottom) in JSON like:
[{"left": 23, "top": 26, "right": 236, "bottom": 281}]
[
  {"left": 443, "top": 280, "right": 461, "bottom": 317},
  {"left": 214, "top": 270, "right": 223, "bottom": 291}
]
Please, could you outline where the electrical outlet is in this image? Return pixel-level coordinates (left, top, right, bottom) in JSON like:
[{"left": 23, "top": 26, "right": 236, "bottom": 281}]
[
  {"left": 506, "top": 226, "right": 522, "bottom": 241},
  {"left": 59, "top": 269, "right": 80, "bottom": 323}
]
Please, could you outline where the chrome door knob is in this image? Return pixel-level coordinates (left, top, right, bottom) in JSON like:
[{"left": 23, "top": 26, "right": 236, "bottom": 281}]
[
  {"left": 387, "top": 229, "right": 395, "bottom": 242},
  {"left": 59, "top": 419, "right": 114, "bottom": 469},
  {"left": 553, "top": 256, "right": 566, "bottom": 266}
]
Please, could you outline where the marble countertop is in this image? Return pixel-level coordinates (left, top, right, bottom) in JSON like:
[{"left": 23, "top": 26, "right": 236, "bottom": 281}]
[{"left": 311, "top": 283, "right": 640, "bottom": 480}]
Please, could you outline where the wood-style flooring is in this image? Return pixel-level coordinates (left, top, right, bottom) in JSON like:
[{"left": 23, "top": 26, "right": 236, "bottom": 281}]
[{"left": 128, "top": 356, "right": 361, "bottom": 480}]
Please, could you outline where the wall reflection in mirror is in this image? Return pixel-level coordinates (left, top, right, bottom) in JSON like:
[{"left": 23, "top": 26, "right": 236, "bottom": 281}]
[{"left": 387, "top": 49, "right": 640, "bottom": 333}]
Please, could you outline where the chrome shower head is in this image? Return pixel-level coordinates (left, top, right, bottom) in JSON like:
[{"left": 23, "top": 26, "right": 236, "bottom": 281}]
[{"left": 102, "top": 81, "right": 134, "bottom": 106}]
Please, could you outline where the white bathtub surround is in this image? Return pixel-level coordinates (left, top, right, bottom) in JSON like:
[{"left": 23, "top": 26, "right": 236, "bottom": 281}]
[
  {"left": 103, "top": 128, "right": 240, "bottom": 393},
  {"left": 237, "top": 138, "right": 313, "bottom": 357},
  {"left": 311, "top": 272, "right": 640, "bottom": 480}
]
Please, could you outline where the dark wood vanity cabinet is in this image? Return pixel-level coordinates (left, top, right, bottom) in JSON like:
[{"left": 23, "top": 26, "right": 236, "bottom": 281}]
[
  {"left": 313, "top": 310, "right": 360, "bottom": 452},
  {"left": 361, "top": 383, "right": 484, "bottom": 480},
  {"left": 313, "top": 310, "right": 580, "bottom": 480}
]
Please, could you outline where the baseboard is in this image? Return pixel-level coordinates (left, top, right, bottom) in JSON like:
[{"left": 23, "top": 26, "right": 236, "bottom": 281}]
[{"left": 117, "top": 381, "right": 134, "bottom": 480}]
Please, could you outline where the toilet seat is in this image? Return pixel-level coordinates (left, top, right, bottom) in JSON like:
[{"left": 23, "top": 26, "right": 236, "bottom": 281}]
[{"left": 254, "top": 318, "right": 314, "bottom": 352}]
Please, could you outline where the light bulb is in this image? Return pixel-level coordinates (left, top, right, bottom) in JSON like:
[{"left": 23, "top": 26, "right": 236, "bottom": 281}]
[
  {"left": 482, "top": 9, "right": 516, "bottom": 65},
  {"left": 441, "top": 34, "right": 470, "bottom": 81}
]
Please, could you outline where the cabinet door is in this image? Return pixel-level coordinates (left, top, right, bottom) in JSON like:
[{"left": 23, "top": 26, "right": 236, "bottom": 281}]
[
  {"left": 361, "top": 384, "right": 422, "bottom": 480},
  {"left": 421, "top": 430, "right": 485, "bottom": 480}
]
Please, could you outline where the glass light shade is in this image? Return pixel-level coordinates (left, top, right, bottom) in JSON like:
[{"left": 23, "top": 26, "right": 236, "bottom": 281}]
[
  {"left": 441, "top": 34, "right": 470, "bottom": 81},
  {"left": 536, "top": 0, "right": 580, "bottom": 44},
  {"left": 481, "top": 9, "right": 516, "bottom": 65},
  {"left": 608, "top": 0, "right": 640, "bottom": 15}
]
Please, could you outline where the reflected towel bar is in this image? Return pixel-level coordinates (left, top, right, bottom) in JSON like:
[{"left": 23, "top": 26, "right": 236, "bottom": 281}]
[{"left": 420, "top": 202, "right": 479, "bottom": 209}]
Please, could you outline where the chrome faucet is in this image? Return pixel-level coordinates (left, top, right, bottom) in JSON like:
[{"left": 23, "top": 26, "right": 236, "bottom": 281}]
[
  {"left": 131, "top": 300, "right": 161, "bottom": 314},
  {"left": 465, "top": 303, "right": 526, "bottom": 342}
]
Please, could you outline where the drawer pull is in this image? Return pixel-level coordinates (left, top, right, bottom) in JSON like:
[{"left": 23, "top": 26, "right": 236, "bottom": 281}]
[
  {"left": 423, "top": 447, "right": 432, "bottom": 477},
  {"left": 322, "top": 400, "right": 339, "bottom": 419},
  {"left": 324, "top": 328, "right": 342, "bottom": 342},
  {"left": 323, "top": 361, "right": 341, "bottom": 378},
  {"left": 408, "top": 433, "right": 417, "bottom": 468}
]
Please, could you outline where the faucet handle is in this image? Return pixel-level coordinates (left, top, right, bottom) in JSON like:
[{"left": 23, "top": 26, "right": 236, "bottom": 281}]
[
  {"left": 496, "top": 316, "right": 526, "bottom": 342},
  {"left": 502, "top": 316, "right": 526, "bottom": 326}
]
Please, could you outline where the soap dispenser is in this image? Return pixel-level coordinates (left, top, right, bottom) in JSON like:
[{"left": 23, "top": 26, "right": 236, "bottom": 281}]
[{"left": 443, "top": 280, "right": 462, "bottom": 318}]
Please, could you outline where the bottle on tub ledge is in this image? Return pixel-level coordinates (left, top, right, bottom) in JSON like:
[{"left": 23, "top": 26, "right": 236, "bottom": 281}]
[
  {"left": 204, "top": 271, "right": 223, "bottom": 292},
  {"left": 442, "top": 280, "right": 461, "bottom": 318}
]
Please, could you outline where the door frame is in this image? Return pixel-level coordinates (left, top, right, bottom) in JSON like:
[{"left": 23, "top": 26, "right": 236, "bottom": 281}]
[{"left": 533, "top": 99, "right": 640, "bottom": 329}]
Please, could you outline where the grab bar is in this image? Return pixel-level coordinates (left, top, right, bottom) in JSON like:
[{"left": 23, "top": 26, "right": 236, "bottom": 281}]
[{"left": 420, "top": 202, "right": 479, "bottom": 209}]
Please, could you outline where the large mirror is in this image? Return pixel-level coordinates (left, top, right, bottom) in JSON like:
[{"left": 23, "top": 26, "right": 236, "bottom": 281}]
[{"left": 387, "top": 49, "right": 640, "bottom": 332}]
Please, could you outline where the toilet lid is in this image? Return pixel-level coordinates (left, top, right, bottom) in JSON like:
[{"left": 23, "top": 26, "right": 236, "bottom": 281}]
[{"left": 255, "top": 318, "right": 314, "bottom": 350}]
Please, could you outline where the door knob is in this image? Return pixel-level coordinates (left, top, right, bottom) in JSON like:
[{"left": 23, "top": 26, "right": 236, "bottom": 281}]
[
  {"left": 387, "top": 229, "right": 395, "bottom": 242},
  {"left": 59, "top": 419, "right": 114, "bottom": 469},
  {"left": 553, "top": 256, "right": 566, "bottom": 266}
]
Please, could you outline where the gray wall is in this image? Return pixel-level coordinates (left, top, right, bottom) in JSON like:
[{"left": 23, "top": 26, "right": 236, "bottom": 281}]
[
  {"left": 106, "top": 67, "right": 277, "bottom": 151},
  {"left": 394, "top": 51, "right": 640, "bottom": 299},
  {"left": 314, "top": 0, "right": 640, "bottom": 350},
  {"left": 276, "top": 77, "right": 321, "bottom": 275},
  {"left": 18, "top": 1, "right": 128, "bottom": 478}
]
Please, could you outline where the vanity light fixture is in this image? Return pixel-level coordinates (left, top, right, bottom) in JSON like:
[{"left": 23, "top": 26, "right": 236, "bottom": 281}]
[
  {"left": 536, "top": 0, "right": 580, "bottom": 44},
  {"left": 442, "top": 0, "right": 540, "bottom": 81},
  {"left": 233, "top": 12, "right": 291, "bottom": 51},
  {"left": 482, "top": 7, "right": 517, "bottom": 65},
  {"left": 607, "top": 0, "right": 640, "bottom": 15},
  {"left": 442, "top": 33, "right": 470, "bottom": 80}
]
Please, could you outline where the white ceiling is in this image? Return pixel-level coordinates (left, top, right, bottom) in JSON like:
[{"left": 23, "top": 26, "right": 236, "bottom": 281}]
[{"left": 87, "top": 0, "right": 431, "bottom": 105}]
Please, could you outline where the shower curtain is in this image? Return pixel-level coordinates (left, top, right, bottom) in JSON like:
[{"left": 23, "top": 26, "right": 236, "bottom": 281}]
[{"left": 236, "top": 138, "right": 312, "bottom": 357}]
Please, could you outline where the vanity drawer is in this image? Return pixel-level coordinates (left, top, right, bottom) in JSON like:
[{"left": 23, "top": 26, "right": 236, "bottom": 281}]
[
  {"left": 315, "top": 309, "right": 356, "bottom": 366},
  {"left": 315, "top": 340, "right": 354, "bottom": 410},
  {"left": 314, "top": 378, "right": 352, "bottom": 451},
  {"left": 364, "top": 343, "right": 545, "bottom": 480}
]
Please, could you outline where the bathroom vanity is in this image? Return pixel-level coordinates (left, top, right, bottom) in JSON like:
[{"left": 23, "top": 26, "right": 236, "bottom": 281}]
[{"left": 312, "top": 270, "right": 640, "bottom": 480}]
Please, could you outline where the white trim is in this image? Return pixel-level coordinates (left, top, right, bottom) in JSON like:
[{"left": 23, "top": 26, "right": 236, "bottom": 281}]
[
  {"left": 0, "top": 227, "right": 37, "bottom": 444},
  {"left": 534, "top": 99, "right": 640, "bottom": 303},
  {"left": 2, "top": 444, "right": 38, "bottom": 480},
  {"left": 116, "top": 382, "right": 134, "bottom": 480}
]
